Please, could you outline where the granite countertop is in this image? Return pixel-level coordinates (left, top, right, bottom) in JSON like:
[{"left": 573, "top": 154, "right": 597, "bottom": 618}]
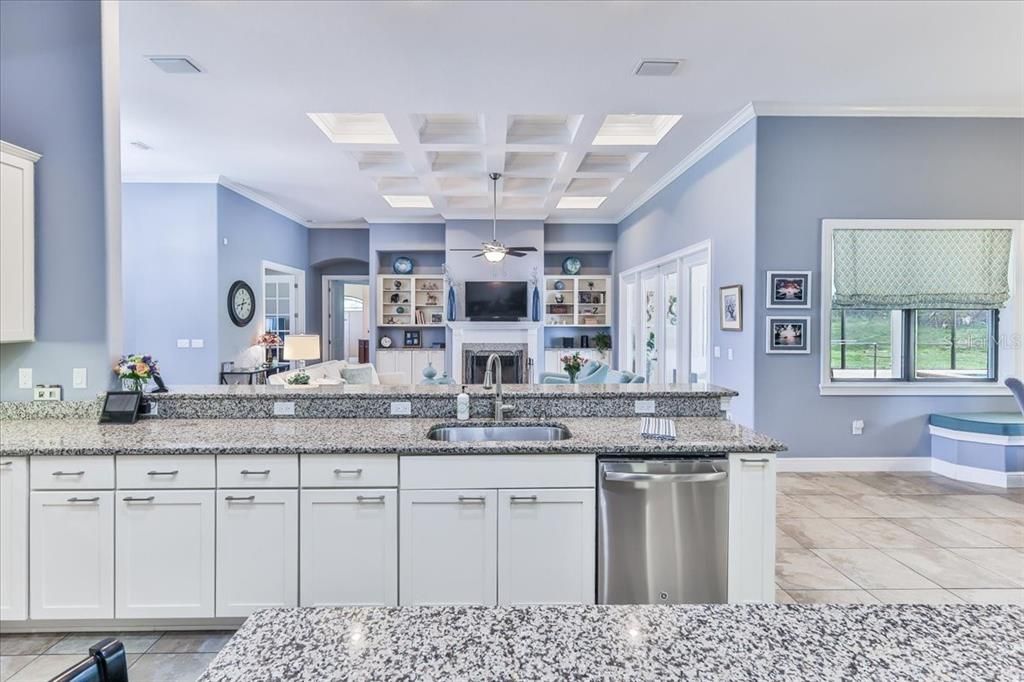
[
  {"left": 198, "top": 605, "right": 1024, "bottom": 681},
  {"left": 0, "top": 416, "right": 784, "bottom": 457}
]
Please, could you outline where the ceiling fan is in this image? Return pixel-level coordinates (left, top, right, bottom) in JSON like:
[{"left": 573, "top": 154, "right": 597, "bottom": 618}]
[{"left": 448, "top": 172, "right": 537, "bottom": 263}]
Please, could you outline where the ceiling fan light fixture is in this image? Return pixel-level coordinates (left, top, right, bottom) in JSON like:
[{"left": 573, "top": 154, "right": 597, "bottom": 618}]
[{"left": 483, "top": 249, "right": 506, "bottom": 263}]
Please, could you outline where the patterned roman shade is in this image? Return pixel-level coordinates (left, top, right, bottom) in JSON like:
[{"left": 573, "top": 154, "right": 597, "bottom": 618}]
[{"left": 832, "top": 229, "right": 1013, "bottom": 309}]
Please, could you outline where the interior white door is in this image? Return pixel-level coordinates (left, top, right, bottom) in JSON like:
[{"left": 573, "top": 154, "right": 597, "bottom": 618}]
[
  {"left": 116, "top": 490, "right": 215, "bottom": 619},
  {"left": 497, "top": 489, "right": 595, "bottom": 605},
  {"left": 0, "top": 458, "right": 28, "bottom": 620},
  {"left": 727, "top": 454, "right": 777, "bottom": 603},
  {"left": 399, "top": 489, "right": 497, "bottom": 606},
  {"left": 688, "top": 262, "right": 710, "bottom": 382},
  {"left": 640, "top": 270, "right": 660, "bottom": 382},
  {"left": 300, "top": 489, "right": 397, "bottom": 607},
  {"left": 216, "top": 490, "right": 298, "bottom": 617},
  {"left": 660, "top": 263, "right": 680, "bottom": 383},
  {"left": 30, "top": 491, "right": 114, "bottom": 619}
]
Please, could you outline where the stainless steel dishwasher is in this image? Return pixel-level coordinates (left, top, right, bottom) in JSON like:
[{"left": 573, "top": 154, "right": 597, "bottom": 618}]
[{"left": 598, "top": 458, "right": 729, "bottom": 604}]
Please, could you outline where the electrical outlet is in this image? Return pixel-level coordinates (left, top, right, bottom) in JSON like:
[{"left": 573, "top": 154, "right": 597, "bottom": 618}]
[
  {"left": 191, "top": 339, "right": 205, "bottom": 348},
  {"left": 177, "top": 339, "right": 190, "bottom": 348},
  {"left": 73, "top": 368, "right": 87, "bottom": 389},
  {"left": 727, "top": 348, "right": 734, "bottom": 361},
  {"left": 390, "top": 401, "right": 412, "bottom": 416},
  {"left": 33, "top": 385, "right": 62, "bottom": 401},
  {"left": 634, "top": 400, "right": 656, "bottom": 414},
  {"left": 852, "top": 419, "right": 865, "bottom": 436},
  {"left": 273, "top": 401, "right": 296, "bottom": 416},
  {"left": 18, "top": 368, "right": 32, "bottom": 389}
]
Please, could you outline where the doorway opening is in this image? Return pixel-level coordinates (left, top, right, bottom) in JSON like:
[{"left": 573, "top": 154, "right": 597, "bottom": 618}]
[{"left": 323, "top": 277, "right": 370, "bottom": 363}]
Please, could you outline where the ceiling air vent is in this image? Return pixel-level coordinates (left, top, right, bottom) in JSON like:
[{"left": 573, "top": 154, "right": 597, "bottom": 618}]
[
  {"left": 147, "top": 56, "right": 202, "bottom": 74},
  {"left": 634, "top": 59, "right": 682, "bottom": 77}
]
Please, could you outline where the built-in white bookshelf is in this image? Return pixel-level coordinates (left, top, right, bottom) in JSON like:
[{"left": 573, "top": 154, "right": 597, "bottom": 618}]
[
  {"left": 378, "top": 275, "right": 445, "bottom": 327},
  {"left": 543, "top": 275, "right": 612, "bottom": 327}
]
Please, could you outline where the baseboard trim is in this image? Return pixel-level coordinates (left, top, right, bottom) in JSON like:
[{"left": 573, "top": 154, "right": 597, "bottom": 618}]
[
  {"left": 930, "top": 458, "right": 1023, "bottom": 488},
  {"left": 776, "top": 457, "right": 931, "bottom": 473}
]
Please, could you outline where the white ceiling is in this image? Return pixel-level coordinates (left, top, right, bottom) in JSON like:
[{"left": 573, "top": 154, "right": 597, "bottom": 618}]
[{"left": 119, "top": 1, "right": 1024, "bottom": 227}]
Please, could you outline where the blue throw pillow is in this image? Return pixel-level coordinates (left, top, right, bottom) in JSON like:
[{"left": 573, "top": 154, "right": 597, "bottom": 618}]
[{"left": 341, "top": 366, "right": 375, "bottom": 384}]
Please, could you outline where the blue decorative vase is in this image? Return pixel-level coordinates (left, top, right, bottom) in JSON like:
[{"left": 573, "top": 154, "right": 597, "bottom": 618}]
[
  {"left": 446, "top": 285, "right": 457, "bottom": 321},
  {"left": 421, "top": 362, "right": 438, "bottom": 385},
  {"left": 531, "top": 285, "right": 541, "bottom": 322}
]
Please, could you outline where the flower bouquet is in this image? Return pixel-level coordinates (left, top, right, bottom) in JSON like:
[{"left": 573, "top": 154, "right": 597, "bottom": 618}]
[
  {"left": 114, "top": 354, "right": 159, "bottom": 392},
  {"left": 256, "top": 332, "right": 282, "bottom": 366},
  {"left": 561, "top": 352, "right": 586, "bottom": 384}
]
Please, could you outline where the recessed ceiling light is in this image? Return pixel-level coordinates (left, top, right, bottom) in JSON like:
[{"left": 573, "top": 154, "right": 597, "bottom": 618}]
[
  {"left": 593, "top": 114, "right": 682, "bottom": 146},
  {"left": 557, "top": 196, "right": 606, "bottom": 209},
  {"left": 147, "top": 56, "right": 202, "bottom": 74},
  {"left": 634, "top": 59, "right": 682, "bottom": 77},
  {"left": 382, "top": 195, "right": 433, "bottom": 209},
  {"left": 308, "top": 113, "right": 398, "bottom": 144}
]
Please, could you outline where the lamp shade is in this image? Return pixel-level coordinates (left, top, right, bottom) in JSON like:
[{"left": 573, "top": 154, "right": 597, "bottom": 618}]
[{"left": 283, "top": 334, "right": 320, "bottom": 361}]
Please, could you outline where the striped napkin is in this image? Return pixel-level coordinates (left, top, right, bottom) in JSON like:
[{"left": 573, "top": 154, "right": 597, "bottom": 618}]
[{"left": 640, "top": 417, "right": 676, "bottom": 441}]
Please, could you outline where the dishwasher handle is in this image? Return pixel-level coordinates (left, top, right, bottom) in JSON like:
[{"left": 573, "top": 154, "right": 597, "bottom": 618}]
[{"left": 603, "top": 469, "right": 727, "bottom": 484}]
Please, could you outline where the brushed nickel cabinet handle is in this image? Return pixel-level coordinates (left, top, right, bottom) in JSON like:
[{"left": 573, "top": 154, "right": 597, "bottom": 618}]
[
  {"left": 147, "top": 470, "right": 179, "bottom": 476},
  {"left": 356, "top": 495, "right": 385, "bottom": 503},
  {"left": 53, "top": 470, "right": 85, "bottom": 477},
  {"left": 333, "top": 468, "right": 363, "bottom": 476},
  {"left": 123, "top": 496, "right": 155, "bottom": 502},
  {"left": 0, "top": 461, "right": 13, "bottom": 467},
  {"left": 740, "top": 458, "right": 770, "bottom": 464},
  {"left": 240, "top": 469, "right": 270, "bottom": 476},
  {"left": 509, "top": 495, "right": 538, "bottom": 503},
  {"left": 68, "top": 496, "right": 100, "bottom": 503},
  {"left": 226, "top": 495, "right": 256, "bottom": 502},
  {"left": 457, "top": 496, "right": 486, "bottom": 504}
]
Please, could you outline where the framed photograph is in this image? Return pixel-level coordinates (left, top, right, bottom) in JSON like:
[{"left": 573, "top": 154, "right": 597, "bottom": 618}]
[
  {"left": 430, "top": 312, "right": 443, "bottom": 325},
  {"left": 766, "top": 271, "right": 812, "bottom": 308},
  {"left": 766, "top": 316, "right": 811, "bottom": 354},
  {"left": 403, "top": 330, "right": 421, "bottom": 347},
  {"left": 719, "top": 284, "right": 743, "bottom": 331}
]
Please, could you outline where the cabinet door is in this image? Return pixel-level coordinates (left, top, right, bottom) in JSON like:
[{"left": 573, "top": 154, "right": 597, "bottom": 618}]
[
  {"left": 300, "top": 489, "right": 397, "bottom": 607},
  {"left": 399, "top": 489, "right": 496, "bottom": 606},
  {"left": 727, "top": 454, "right": 776, "bottom": 603},
  {"left": 427, "top": 350, "right": 446, "bottom": 375},
  {"left": 375, "top": 350, "right": 396, "bottom": 374},
  {"left": 30, "top": 491, "right": 113, "bottom": 619},
  {"left": 0, "top": 150, "right": 35, "bottom": 343},
  {"left": 410, "top": 351, "right": 429, "bottom": 385},
  {"left": 393, "top": 351, "right": 413, "bottom": 383},
  {"left": 545, "top": 349, "right": 562, "bottom": 375},
  {"left": 217, "top": 490, "right": 298, "bottom": 617},
  {"left": 498, "top": 488, "right": 595, "bottom": 605},
  {"left": 0, "top": 458, "right": 28, "bottom": 620},
  {"left": 116, "top": 490, "right": 215, "bottom": 619}
]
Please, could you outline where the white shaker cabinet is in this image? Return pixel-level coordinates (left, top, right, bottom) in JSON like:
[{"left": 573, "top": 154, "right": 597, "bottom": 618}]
[
  {"left": 0, "top": 458, "right": 28, "bottom": 620},
  {"left": 0, "top": 142, "right": 38, "bottom": 344},
  {"left": 115, "top": 490, "right": 215, "bottom": 619},
  {"left": 216, "top": 490, "right": 298, "bottom": 617},
  {"left": 30, "top": 491, "right": 114, "bottom": 619},
  {"left": 497, "top": 488, "right": 595, "bottom": 605},
  {"left": 727, "top": 453, "right": 777, "bottom": 603},
  {"left": 300, "top": 489, "right": 397, "bottom": 607},
  {"left": 377, "top": 349, "right": 445, "bottom": 384},
  {"left": 399, "top": 489, "right": 497, "bottom": 606}
]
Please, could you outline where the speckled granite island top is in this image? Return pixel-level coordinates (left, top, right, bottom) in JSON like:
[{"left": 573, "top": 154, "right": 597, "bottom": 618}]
[
  {"left": 198, "top": 605, "right": 1024, "bottom": 681},
  {"left": 0, "top": 417, "right": 784, "bottom": 456}
]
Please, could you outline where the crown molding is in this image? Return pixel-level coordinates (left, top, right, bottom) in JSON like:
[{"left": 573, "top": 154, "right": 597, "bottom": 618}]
[
  {"left": 306, "top": 220, "right": 369, "bottom": 229},
  {"left": 364, "top": 216, "right": 445, "bottom": 225},
  {"left": 751, "top": 101, "right": 1024, "bottom": 118},
  {"left": 615, "top": 102, "right": 756, "bottom": 224},
  {"left": 121, "top": 174, "right": 220, "bottom": 184},
  {"left": 0, "top": 141, "right": 42, "bottom": 162},
  {"left": 217, "top": 176, "right": 308, "bottom": 226}
]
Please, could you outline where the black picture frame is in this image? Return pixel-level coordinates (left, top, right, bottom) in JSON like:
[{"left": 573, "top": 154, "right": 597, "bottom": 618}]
[
  {"left": 404, "top": 330, "right": 421, "bottom": 347},
  {"left": 227, "top": 280, "right": 256, "bottom": 327}
]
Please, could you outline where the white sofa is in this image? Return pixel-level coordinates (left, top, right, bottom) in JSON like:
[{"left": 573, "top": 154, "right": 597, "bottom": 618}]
[{"left": 268, "top": 360, "right": 405, "bottom": 386}]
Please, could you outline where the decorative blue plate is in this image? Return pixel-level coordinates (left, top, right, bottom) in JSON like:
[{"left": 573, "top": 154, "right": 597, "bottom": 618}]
[
  {"left": 393, "top": 256, "right": 414, "bottom": 274},
  {"left": 562, "top": 256, "right": 582, "bottom": 275},
  {"left": 554, "top": 280, "right": 566, "bottom": 290}
]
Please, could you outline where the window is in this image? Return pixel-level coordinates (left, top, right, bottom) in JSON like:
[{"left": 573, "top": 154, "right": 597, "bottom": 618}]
[{"left": 821, "top": 220, "right": 1022, "bottom": 395}]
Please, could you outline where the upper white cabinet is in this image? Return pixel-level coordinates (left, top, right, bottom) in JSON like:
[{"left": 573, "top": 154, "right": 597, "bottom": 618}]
[
  {"left": 727, "top": 453, "right": 777, "bottom": 603},
  {"left": 497, "top": 488, "right": 595, "bottom": 606},
  {"left": 0, "top": 142, "right": 38, "bottom": 343},
  {"left": 399, "top": 489, "right": 497, "bottom": 606},
  {"left": 0, "top": 458, "right": 28, "bottom": 621}
]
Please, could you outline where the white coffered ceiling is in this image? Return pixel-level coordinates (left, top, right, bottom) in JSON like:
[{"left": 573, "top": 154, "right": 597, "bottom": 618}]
[{"left": 119, "top": 1, "right": 1024, "bottom": 227}]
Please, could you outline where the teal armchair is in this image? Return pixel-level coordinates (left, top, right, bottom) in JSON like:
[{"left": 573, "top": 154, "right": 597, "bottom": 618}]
[{"left": 541, "top": 360, "right": 645, "bottom": 385}]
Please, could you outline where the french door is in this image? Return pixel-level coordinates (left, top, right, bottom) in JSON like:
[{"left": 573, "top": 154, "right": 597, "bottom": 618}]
[{"left": 619, "top": 243, "right": 710, "bottom": 384}]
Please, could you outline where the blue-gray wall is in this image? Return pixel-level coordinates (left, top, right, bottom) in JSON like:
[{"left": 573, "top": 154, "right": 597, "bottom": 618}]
[
  {"left": 122, "top": 184, "right": 219, "bottom": 384},
  {"left": 754, "top": 117, "right": 1023, "bottom": 458},
  {"left": 217, "top": 185, "right": 310, "bottom": 364},
  {"left": 0, "top": 0, "right": 108, "bottom": 400},
  {"left": 616, "top": 120, "right": 758, "bottom": 425},
  {"left": 307, "top": 228, "right": 370, "bottom": 338}
]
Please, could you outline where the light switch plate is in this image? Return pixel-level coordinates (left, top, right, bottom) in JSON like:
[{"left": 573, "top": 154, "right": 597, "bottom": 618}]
[
  {"left": 177, "top": 339, "right": 190, "bottom": 348},
  {"left": 713, "top": 346, "right": 721, "bottom": 358},
  {"left": 390, "top": 401, "right": 412, "bottom": 416},
  {"left": 73, "top": 368, "right": 87, "bottom": 389},
  {"left": 273, "top": 401, "right": 296, "bottom": 416},
  {"left": 18, "top": 368, "right": 32, "bottom": 389},
  {"left": 190, "top": 339, "right": 205, "bottom": 348},
  {"left": 634, "top": 400, "right": 656, "bottom": 414},
  {"left": 727, "top": 348, "right": 734, "bottom": 361},
  {"left": 852, "top": 419, "right": 865, "bottom": 435}
]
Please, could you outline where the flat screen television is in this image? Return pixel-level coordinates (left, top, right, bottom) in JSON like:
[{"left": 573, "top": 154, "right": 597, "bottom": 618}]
[{"left": 465, "top": 281, "right": 528, "bottom": 321}]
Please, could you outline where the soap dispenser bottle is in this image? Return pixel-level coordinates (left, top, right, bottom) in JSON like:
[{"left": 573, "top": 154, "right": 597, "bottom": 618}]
[{"left": 457, "top": 385, "right": 470, "bottom": 421}]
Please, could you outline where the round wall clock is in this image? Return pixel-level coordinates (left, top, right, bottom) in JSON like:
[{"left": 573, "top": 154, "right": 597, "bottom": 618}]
[
  {"left": 380, "top": 336, "right": 393, "bottom": 348},
  {"left": 227, "top": 280, "right": 255, "bottom": 327},
  {"left": 393, "top": 256, "right": 414, "bottom": 274}
]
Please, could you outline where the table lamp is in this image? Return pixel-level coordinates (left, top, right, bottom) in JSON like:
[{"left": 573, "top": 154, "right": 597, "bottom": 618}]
[{"left": 283, "top": 334, "right": 320, "bottom": 369}]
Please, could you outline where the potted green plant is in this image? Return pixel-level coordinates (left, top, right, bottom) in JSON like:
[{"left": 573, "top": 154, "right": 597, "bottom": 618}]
[
  {"left": 561, "top": 352, "right": 585, "bottom": 383},
  {"left": 594, "top": 331, "right": 611, "bottom": 356}
]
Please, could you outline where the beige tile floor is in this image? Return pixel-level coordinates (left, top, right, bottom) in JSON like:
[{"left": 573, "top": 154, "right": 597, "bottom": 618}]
[{"left": 776, "top": 472, "right": 1024, "bottom": 605}]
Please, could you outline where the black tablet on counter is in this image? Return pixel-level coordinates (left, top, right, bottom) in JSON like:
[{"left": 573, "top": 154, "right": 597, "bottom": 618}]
[{"left": 99, "top": 391, "right": 143, "bottom": 424}]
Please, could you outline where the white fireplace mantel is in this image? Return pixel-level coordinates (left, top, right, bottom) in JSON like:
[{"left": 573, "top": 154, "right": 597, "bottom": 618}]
[{"left": 447, "top": 321, "right": 543, "bottom": 383}]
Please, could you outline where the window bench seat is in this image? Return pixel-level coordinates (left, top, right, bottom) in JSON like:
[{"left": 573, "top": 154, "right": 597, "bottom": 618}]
[{"left": 928, "top": 413, "right": 1024, "bottom": 488}]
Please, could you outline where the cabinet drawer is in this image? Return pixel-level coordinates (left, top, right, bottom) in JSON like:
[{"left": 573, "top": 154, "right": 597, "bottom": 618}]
[
  {"left": 30, "top": 456, "right": 114, "bottom": 490},
  {"left": 400, "top": 455, "right": 596, "bottom": 490},
  {"left": 301, "top": 455, "right": 397, "bottom": 488},
  {"left": 217, "top": 455, "right": 297, "bottom": 488},
  {"left": 117, "top": 456, "right": 215, "bottom": 489}
]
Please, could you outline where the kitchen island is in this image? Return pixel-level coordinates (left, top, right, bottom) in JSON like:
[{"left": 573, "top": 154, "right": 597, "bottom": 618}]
[{"left": 198, "top": 604, "right": 1024, "bottom": 681}]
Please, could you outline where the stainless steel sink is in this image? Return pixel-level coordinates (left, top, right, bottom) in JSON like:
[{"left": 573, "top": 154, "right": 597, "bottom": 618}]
[{"left": 426, "top": 424, "right": 572, "bottom": 442}]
